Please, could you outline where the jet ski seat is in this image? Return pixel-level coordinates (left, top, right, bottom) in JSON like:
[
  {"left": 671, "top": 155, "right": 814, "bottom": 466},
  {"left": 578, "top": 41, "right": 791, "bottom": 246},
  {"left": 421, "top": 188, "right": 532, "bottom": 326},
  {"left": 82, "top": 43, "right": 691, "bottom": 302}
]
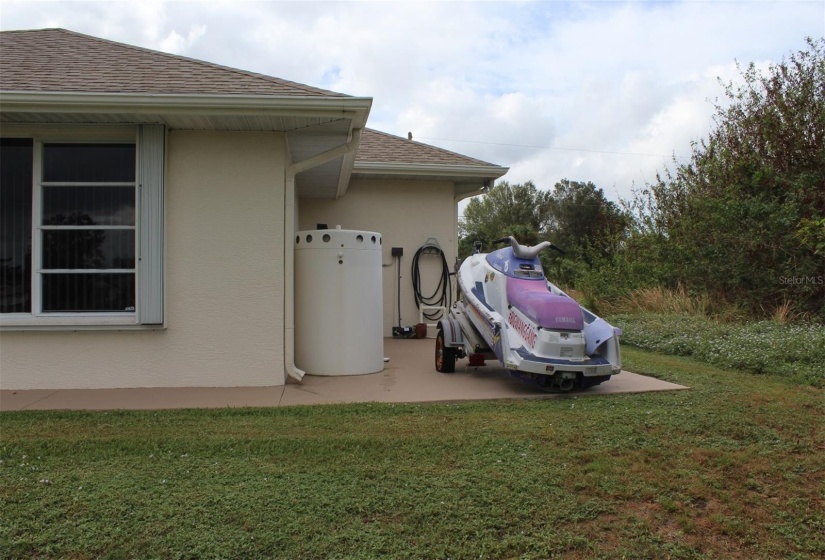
[{"left": 506, "top": 278, "right": 584, "bottom": 331}]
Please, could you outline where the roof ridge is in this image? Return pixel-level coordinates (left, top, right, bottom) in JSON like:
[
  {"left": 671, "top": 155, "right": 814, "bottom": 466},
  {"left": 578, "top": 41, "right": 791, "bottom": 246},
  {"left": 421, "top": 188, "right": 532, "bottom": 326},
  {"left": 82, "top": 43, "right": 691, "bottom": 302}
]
[{"left": 9, "top": 28, "right": 347, "bottom": 98}]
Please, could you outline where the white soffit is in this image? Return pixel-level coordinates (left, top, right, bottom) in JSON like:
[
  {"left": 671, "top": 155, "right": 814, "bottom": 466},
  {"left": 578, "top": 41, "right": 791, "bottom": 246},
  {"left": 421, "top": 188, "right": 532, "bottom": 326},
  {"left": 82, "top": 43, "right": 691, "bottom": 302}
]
[{"left": 288, "top": 120, "right": 358, "bottom": 199}]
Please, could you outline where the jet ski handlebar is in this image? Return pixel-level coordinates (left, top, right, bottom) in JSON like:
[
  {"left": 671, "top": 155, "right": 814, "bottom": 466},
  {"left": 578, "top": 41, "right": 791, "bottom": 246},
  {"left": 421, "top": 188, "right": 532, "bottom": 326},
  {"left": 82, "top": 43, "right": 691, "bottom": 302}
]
[{"left": 492, "top": 236, "right": 566, "bottom": 258}]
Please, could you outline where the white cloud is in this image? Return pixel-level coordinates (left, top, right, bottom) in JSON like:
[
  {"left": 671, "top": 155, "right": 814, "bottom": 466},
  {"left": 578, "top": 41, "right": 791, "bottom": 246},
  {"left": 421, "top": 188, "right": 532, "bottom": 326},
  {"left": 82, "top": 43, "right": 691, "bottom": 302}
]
[{"left": 158, "top": 23, "right": 206, "bottom": 54}]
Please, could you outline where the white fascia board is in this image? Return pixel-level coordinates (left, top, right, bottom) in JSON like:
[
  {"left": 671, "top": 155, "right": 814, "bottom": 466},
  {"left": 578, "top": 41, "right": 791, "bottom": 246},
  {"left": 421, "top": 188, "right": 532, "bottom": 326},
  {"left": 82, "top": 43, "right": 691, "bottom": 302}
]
[
  {"left": 353, "top": 161, "right": 509, "bottom": 179},
  {"left": 0, "top": 91, "right": 373, "bottom": 124}
]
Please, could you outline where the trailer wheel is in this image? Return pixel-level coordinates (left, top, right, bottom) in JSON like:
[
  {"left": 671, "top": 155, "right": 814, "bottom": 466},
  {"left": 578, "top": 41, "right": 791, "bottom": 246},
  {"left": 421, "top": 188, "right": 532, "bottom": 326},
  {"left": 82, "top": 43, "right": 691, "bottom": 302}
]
[{"left": 435, "top": 329, "right": 456, "bottom": 373}]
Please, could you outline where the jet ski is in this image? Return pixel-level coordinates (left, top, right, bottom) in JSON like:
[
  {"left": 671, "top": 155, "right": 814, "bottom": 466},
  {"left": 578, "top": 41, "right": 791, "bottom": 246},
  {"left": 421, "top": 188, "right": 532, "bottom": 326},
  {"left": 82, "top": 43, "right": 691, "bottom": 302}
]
[{"left": 436, "top": 236, "right": 622, "bottom": 391}]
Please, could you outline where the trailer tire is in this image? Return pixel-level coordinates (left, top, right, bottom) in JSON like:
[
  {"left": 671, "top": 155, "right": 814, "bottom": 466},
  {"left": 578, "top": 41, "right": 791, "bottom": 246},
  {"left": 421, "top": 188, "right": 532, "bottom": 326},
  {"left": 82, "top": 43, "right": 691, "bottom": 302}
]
[{"left": 435, "top": 329, "right": 456, "bottom": 373}]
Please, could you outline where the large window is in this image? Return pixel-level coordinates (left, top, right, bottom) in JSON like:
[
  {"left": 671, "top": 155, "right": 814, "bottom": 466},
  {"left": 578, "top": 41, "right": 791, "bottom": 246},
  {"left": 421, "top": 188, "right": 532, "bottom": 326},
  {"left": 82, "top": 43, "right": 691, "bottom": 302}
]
[
  {"left": 41, "top": 143, "right": 137, "bottom": 313},
  {"left": 0, "top": 126, "right": 164, "bottom": 327}
]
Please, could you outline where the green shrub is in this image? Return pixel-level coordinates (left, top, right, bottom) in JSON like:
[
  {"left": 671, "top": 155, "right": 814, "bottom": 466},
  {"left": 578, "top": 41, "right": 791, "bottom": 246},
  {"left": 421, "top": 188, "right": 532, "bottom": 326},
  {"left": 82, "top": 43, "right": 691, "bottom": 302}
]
[{"left": 609, "top": 313, "right": 825, "bottom": 386}]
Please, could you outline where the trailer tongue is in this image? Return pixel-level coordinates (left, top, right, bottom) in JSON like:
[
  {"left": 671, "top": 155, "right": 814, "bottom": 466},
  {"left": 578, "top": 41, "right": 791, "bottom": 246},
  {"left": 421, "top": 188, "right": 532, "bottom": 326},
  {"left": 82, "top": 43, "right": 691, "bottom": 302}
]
[{"left": 436, "top": 236, "right": 622, "bottom": 392}]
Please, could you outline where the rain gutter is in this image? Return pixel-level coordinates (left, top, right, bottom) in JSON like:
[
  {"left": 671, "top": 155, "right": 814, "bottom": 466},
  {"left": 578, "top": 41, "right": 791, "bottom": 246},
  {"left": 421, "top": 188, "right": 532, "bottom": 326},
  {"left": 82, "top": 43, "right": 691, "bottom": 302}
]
[
  {"left": 353, "top": 161, "right": 507, "bottom": 179},
  {"left": 0, "top": 91, "right": 373, "bottom": 122}
]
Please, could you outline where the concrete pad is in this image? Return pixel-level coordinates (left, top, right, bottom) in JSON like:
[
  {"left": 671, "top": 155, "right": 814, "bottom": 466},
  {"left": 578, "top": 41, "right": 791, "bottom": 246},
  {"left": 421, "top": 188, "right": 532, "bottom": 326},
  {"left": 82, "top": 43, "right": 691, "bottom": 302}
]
[
  {"left": 0, "top": 338, "right": 687, "bottom": 411},
  {"left": 281, "top": 337, "right": 686, "bottom": 406},
  {"left": 0, "top": 389, "right": 59, "bottom": 411},
  {"left": 0, "top": 386, "right": 286, "bottom": 411}
]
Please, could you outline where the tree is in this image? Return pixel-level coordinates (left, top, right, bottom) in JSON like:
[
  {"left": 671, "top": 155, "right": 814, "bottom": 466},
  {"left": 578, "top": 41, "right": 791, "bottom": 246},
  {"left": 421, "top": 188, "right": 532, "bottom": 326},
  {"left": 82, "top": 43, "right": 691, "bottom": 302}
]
[
  {"left": 546, "top": 180, "right": 628, "bottom": 261},
  {"left": 458, "top": 179, "right": 630, "bottom": 296},
  {"left": 630, "top": 37, "right": 825, "bottom": 317},
  {"left": 458, "top": 180, "right": 552, "bottom": 258},
  {"left": 538, "top": 179, "right": 630, "bottom": 289}
]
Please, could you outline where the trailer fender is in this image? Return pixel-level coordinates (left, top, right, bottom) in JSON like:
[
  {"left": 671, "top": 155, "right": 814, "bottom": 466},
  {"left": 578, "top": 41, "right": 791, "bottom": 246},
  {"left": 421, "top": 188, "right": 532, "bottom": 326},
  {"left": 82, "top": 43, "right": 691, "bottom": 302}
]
[{"left": 437, "top": 318, "right": 464, "bottom": 348}]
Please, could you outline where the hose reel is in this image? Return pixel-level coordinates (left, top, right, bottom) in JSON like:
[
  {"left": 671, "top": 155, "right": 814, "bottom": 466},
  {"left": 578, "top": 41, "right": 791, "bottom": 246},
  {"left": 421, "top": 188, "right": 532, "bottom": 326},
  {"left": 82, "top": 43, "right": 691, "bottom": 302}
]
[{"left": 412, "top": 238, "right": 452, "bottom": 321}]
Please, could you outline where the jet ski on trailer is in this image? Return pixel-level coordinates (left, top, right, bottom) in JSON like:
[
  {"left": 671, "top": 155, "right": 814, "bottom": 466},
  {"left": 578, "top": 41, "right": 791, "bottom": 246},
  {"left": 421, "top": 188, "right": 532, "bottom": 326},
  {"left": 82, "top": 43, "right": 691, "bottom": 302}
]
[{"left": 435, "top": 236, "right": 622, "bottom": 391}]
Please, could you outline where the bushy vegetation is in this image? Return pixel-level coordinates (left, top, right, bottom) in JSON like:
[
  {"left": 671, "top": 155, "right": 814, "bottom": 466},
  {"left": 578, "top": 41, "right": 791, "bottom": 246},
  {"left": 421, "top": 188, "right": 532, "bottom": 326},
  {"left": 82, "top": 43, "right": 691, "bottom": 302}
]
[
  {"left": 610, "top": 313, "right": 825, "bottom": 387},
  {"left": 460, "top": 38, "right": 825, "bottom": 321},
  {"left": 613, "top": 37, "right": 825, "bottom": 319}
]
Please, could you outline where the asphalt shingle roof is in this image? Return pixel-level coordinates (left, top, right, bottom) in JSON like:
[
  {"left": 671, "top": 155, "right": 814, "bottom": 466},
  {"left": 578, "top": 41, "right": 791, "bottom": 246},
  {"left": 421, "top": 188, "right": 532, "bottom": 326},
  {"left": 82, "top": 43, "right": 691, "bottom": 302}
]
[
  {"left": 356, "top": 128, "right": 500, "bottom": 168},
  {"left": 0, "top": 28, "right": 348, "bottom": 97}
]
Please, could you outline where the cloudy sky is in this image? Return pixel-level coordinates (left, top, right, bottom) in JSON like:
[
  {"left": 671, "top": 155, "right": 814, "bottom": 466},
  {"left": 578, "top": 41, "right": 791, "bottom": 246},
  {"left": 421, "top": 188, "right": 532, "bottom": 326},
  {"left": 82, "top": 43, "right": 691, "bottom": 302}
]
[{"left": 2, "top": 0, "right": 823, "bottom": 203}]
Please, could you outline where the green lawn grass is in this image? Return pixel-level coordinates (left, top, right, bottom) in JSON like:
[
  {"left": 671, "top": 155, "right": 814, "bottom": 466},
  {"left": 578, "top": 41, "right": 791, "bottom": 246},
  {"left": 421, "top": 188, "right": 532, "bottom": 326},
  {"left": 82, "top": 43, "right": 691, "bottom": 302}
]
[{"left": 2, "top": 347, "right": 823, "bottom": 559}]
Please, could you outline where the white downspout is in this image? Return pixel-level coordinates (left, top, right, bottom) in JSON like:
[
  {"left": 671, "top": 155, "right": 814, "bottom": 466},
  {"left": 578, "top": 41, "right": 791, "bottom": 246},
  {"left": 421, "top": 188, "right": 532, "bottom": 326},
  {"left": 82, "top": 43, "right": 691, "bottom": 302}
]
[
  {"left": 284, "top": 129, "right": 363, "bottom": 382},
  {"left": 284, "top": 171, "right": 304, "bottom": 382}
]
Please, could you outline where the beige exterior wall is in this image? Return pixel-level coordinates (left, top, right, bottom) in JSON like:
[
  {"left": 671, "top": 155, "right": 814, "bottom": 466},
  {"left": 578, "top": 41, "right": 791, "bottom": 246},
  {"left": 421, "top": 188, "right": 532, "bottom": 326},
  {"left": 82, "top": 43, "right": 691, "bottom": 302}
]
[
  {"left": 0, "top": 130, "right": 287, "bottom": 389},
  {"left": 299, "top": 178, "right": 458, "bottom": 337}
]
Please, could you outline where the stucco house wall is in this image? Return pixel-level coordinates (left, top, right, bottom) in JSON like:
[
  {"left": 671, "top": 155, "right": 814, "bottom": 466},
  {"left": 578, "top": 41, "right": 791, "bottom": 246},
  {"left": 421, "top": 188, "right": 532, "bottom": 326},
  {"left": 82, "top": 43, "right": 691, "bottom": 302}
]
[
  {"left": 0, "top": 130, "right": 287, "bottom": 390},
  {"left": 299, "top": 178, "right": 458, "bottom": 337}
]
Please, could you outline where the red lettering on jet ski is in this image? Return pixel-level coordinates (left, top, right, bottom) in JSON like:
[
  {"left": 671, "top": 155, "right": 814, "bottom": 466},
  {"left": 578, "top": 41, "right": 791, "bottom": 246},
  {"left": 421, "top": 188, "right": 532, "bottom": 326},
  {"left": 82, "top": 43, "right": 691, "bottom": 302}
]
[{"left": 508, "top": 310, "right": 537, "bottom": 349}]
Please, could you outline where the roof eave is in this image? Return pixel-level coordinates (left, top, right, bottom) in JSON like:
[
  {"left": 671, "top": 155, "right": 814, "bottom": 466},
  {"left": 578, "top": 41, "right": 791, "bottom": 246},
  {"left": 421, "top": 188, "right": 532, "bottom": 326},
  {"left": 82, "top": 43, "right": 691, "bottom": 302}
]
[
  {"left": 0, "top": 91, "right": 373, "bottom": 127},
  {"left": 353, "top": 161, "right": 508, "bottom": 180}
]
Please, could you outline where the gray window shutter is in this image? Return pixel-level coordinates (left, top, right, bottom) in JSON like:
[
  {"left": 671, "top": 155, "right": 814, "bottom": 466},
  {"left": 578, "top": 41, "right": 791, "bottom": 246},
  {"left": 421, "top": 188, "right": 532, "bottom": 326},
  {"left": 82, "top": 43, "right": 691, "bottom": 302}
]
[{"left": 138, "top": 124, "right": 165, "bottom": 324}]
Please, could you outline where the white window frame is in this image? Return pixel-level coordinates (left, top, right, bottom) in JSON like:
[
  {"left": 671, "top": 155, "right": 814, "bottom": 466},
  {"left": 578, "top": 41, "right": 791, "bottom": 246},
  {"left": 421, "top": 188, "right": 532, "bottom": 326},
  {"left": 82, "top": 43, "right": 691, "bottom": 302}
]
[{"left": 0, "top": 124, "right": 165, "bottom": 330}]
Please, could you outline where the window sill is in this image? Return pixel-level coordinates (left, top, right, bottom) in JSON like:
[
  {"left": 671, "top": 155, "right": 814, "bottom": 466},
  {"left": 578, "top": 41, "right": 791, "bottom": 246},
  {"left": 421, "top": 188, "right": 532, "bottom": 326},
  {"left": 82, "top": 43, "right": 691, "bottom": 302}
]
[{"left": 0, "top": 315, "right": 165, "bottom": 331}]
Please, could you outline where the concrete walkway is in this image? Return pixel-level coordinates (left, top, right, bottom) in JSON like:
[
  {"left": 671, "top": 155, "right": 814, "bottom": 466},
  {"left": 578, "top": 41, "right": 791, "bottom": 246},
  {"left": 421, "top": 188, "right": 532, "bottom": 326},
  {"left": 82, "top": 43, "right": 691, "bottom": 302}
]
[{"left": 0, "top": 338, "right": 687, "bottom": 411}]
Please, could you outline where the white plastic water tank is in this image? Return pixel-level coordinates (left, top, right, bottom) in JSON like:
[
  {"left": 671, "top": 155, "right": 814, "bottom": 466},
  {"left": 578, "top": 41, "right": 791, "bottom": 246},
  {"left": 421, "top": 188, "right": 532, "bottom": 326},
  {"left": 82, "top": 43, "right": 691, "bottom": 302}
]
[{"left": 295, "top": 228, "right": 384, "bottom": 376}]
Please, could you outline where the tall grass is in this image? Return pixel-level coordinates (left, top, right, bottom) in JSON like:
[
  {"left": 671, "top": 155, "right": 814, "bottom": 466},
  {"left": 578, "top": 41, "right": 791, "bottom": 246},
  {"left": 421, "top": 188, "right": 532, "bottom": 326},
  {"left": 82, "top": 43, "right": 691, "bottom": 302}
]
[
  {"left": 579, "top": 285, "right": 813, "bottom": 324},
  {"left": 767, "top": 298, "right": 814, "bottom": 325},
  {"left": 612, "top": 285, "right": 711, "bottom": 316},
  {"left": 568, "top": 285, "right": 729, "bottom": 320}
]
